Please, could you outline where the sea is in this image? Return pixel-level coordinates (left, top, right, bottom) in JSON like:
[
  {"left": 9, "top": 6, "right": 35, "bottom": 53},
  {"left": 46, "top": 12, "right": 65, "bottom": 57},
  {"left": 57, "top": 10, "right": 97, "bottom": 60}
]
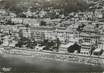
[{"left": 0, "top": 54, "right": 104, "bottom": 73}]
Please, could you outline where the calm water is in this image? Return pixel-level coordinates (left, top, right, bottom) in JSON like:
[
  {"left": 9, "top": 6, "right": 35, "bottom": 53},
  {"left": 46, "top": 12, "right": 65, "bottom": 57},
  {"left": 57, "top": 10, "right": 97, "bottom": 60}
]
[{"left": 0, "top": 54, "right": 103, "bottom": 73}]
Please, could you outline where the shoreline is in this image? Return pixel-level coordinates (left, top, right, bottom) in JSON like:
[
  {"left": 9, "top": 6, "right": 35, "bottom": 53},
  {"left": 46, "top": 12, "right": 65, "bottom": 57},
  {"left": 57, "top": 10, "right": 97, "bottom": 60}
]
[
  {"left": 1, "top": 48, "right": 104, "bottom": 66},
  {"left": 0, "top": 53, "right": 103, "bottom": 72},
  {"left": 0, "top": 47, "right": 103, "bottom": 72}
]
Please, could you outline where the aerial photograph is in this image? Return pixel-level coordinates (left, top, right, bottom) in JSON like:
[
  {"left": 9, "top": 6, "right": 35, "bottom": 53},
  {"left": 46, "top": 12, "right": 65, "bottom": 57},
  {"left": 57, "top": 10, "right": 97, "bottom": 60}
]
[{"left": 0, "top": 0, "right": 104, "bottom": 73}]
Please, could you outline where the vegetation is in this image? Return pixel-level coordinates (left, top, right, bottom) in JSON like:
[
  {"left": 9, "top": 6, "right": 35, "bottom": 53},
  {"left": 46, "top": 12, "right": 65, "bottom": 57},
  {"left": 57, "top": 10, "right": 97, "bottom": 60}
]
[{"left": 0, "top": 0, "right": 89, "bottom": 14}]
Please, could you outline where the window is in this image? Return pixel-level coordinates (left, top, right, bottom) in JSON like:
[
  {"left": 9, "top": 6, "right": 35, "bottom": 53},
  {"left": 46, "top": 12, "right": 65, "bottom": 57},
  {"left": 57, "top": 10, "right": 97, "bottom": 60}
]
[{"left": 84, "top": 38, "right": 91, "bottom": 43}]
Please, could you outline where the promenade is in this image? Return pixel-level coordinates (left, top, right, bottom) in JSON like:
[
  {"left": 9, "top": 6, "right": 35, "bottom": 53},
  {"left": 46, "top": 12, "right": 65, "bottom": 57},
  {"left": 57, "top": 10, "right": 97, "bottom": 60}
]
[{"left": 1, "top": 47, "right": 104, "bottom": 66}]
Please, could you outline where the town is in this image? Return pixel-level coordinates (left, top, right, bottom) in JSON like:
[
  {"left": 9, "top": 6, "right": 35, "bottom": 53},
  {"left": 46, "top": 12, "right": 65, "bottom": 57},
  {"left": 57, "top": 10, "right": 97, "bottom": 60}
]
[
  {"left": 0, "top": 0, "right": 104, "bottom": 72},
  {"left": 0, "top": 0, "right": 104, "bottom": 57}
]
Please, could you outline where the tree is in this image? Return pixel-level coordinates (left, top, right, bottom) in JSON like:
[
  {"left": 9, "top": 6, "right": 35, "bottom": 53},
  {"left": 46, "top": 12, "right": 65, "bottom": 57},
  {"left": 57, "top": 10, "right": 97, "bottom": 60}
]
[
  {"left": 40, "top": 21, "right": 46, "bottom": 26},
  {"left": 77, "top": 24, "right": 86, "bottom": 32}
]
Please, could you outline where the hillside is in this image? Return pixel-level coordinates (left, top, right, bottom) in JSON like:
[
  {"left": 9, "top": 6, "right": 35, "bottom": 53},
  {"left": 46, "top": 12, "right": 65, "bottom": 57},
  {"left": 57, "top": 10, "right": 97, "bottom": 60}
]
[{"left": 0, "top": 0, "right": 89, "bottom": 13}]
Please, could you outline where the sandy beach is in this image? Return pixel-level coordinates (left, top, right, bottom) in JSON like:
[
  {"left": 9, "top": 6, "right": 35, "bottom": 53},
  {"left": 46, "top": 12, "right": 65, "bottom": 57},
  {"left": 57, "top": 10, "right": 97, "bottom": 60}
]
[{"left": 0, "top": 53, "right": 103, "bottom": 72}]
